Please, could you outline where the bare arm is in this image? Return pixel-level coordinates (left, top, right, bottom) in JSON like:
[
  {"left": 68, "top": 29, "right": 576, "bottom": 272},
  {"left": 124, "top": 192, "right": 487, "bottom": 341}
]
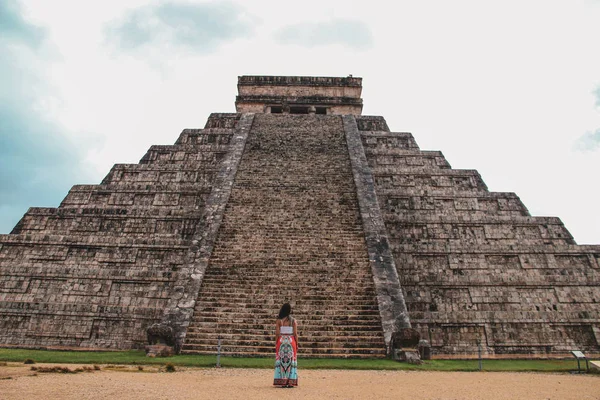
[{"left": 275, "top": 319, "right": 281, "bottom": 343}]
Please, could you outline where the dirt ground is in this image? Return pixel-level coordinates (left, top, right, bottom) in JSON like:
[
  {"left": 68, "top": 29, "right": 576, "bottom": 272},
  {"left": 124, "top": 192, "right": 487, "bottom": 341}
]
[{"left": 1, "top": 363, "right": 599, "bottom": 400}]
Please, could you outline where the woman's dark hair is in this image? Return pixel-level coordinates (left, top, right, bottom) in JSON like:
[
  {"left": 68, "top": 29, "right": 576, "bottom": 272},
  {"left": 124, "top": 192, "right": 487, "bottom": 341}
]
[{"left": 278, "top": 303, "right": 291, "bottom": 319}]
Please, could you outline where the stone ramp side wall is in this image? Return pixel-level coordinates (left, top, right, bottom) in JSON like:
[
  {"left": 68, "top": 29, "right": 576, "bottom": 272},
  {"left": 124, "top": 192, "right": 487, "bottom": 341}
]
[
  {"left": 160, "top": 114, "right": 254, "bottom": 350},
  {"left": 342, "top": 115, "right": 411, "bottom": 353},
  {"left": 183, "top": 114, "right": 386, "bottom": 358},
  {"left": 358, "top": 116, "right": 600, "bottom": 356}
]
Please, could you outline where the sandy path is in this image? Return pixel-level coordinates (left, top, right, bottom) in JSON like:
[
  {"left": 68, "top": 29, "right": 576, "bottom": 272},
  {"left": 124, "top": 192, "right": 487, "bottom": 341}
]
[{"left": 1, "top": 363, "right": 599, "bottom": 400}]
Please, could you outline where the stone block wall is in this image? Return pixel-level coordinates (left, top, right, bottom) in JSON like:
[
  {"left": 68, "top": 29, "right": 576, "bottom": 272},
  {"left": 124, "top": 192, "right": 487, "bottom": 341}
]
[
  {"left": 235, "top": 75, "right": 363, "bottom": 115},
  {"left": 0, "top": 113, "right": 241, "bottom": 349},
  {"left": 2, "top": 102, "right": 598, "bottom": 358},
  {"left": 358, "top": 115, "right": 600, "bottom": 355}
]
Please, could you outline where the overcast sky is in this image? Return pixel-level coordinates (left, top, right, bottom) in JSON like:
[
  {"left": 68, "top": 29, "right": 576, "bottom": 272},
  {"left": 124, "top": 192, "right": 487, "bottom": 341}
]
[{"left": 1, "top": 0, "right": 599, "bottom": 243}]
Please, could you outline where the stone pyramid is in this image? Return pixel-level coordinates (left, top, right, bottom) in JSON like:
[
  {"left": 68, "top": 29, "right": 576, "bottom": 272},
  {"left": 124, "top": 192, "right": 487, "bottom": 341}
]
[{"left": 0, "top": 75, "right": 598, "bottom": 358}]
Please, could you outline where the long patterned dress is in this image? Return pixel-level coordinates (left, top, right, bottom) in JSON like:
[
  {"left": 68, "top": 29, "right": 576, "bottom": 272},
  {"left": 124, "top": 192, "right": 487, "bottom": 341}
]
[{"left": 273, "top": 324, "right": 298, "bottom": 386}]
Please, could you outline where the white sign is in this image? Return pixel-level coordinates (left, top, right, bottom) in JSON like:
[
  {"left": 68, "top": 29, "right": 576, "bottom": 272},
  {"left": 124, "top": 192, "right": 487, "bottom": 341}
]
[{"left": 571, "top": 351, "right": 586, "bottom": 359}]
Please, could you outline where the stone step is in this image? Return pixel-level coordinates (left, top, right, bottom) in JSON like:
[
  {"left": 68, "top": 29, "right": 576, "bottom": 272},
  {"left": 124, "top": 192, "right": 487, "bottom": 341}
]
[
  {"left": 193, "top": 308, "right": 381, "bottom": 317},
  {"left": 190, "top": 317, "right": 382, "bottom": 327},
  {"left": 361, "top": 139, "right": 419, "bottom": 151},
  {"left": 0, "top": 232, "right": 188, "bottom": 248},
  {"left": 361, "top": 131, "right": 414, "bottom": 138},
  {"left": 184, "top": 332, "right": 385, "bottom": 342},
  {"left": 364, "top": 149, "right": 444, "bottom": 157},
  {"left": 194, "top": 291, "right": 377, "bottom": 299},
  {"left": 183, "top": 337, "right": 384, "bottom": 348},
  {"left": 185, "top": 328, "right": 383, "bottom": 337},
  {"left": 14, "top": 214, "right": 203, "bottom": 237},
  {"left": 140, "top": 144, "right": 230, "bottom": 163},
  {"left": 386, "top": 214, "right": 564, "bottom": 225},
  {"left": 182, "top": 343, "right": 386, "bottom": 356},
  {"left": 61, "top": 188, "right": 212, "bottom": 199},
  {"left": 197, "top": 276, "right": 376, "bottom": 287},
  {"left": 184, "top": 114, "right": 384, "bottom": 358},
  {"left": 383, "top": 209, "right": 528, "bottom": 219},
  {"left": 194, "top": 290, "right": 377, "bottom": 299},
  {"left": 195, "top": 299, "right": 378, "bottom": 309},
  {"left": 181, "top": 349, "right": 386, "bottom": 359},
  {"left": 202, "top": 273, "right": 374, "bottom": 280},
  {"left": 192, "top": 308, "right": 381, "bottom": 318},
  {"left": 175, "top": 129, "right": 235, "bottom": 145},
  {"left": 195, "top": 296, "right": 378, "bottom": 305},
  {"left": 202, "top": 268, "right": 374, "bottom": 275},
  {"left": 203, "top": 113, "right": 241, "bottom": 129},
  {"left": 20, "top": 206, "right": 205, "bottom": 218},
  {"left": 206, "top": 254, "right": 371, "bottom": 261},
  {"left": 199, "top": 277, "right": 376, "bottom": 286},
  {"left": 204, "top": 266, "right": 372, "bottom": 272},
  {"left": 195, "top": 298, "right": 378, "bottom": 307},
  {"left": 195, "top": 297, "right": 378, "bottom": 306}
]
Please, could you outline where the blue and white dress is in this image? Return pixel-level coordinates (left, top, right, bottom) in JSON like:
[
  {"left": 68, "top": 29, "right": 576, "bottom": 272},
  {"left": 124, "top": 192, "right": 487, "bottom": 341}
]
[{"left": 274, "top": 324, "right": 298, "bottom": 386}]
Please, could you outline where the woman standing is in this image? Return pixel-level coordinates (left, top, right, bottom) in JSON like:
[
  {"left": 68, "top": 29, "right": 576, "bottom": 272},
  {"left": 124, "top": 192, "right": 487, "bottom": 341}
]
[{"left": 273, "top": 303, "right": 298, "bottom": 387}]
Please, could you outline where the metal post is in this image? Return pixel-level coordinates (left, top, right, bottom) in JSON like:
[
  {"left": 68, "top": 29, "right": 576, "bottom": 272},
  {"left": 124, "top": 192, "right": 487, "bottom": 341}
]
[
  {"left": 478, "top": 339, "right": 482, "bottom": 371},
  {"left": 216, "top": 336, "right": 221, "bottom": 368},
  {"left": 586, "top": 359, "right": 589, "bottom": 373}
]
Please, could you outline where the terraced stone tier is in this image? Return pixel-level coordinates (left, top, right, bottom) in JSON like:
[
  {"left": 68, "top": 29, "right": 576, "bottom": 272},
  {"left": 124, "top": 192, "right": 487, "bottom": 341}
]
[
  {"left": 183, "top": 114, "right": 386, "bottom": 358},
  {"left": 358, "top": 121, "right": 600, "bottom": 356},
  {"left": 0, "top": 114, "right": 241, "bottom": 349}
]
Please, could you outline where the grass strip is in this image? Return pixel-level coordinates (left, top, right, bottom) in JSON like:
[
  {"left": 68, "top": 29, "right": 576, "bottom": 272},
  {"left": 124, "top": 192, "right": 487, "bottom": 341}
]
[{"left": 0, "top": 348, "right": 581, "bottom": 372}]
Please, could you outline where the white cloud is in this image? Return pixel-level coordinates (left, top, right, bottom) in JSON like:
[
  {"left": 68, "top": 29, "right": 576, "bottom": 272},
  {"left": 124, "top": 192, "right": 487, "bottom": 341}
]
[
  {"left": 276, "top": 19, "right": 373, "bottom": 49},
  {"left": 105, "top": 1, "right": 254, "bottom": 54},
  {"left": 575, "top": 128, "right": 600, "bottom": 151}
]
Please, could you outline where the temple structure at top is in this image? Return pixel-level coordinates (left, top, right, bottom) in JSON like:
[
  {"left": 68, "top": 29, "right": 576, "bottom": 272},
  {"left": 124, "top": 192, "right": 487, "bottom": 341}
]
[{"left": 235, "top": 75, "right": 363, "bottom": 115}]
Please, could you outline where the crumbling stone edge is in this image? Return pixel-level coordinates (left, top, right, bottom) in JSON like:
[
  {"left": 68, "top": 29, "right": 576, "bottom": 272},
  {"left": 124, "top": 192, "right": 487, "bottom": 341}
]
[
  {"left": 160, "top": 113, "right": 255, "bottom": 352},
  {"left": 342, "top": 115, "right": 412, "bottom": 357}
]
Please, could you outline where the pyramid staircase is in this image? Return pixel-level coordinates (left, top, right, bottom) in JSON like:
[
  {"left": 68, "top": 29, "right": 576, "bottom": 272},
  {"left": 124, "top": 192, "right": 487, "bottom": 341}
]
[{"left": 182, "top": 114, "right": 386, "bottom": 358}]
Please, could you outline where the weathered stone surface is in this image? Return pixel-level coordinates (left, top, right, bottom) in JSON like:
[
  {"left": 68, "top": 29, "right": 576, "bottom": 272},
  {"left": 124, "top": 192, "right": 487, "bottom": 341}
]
[
  {"left": 0, "top": 75, "right": 598, "bottom": 359},
  {"left": 359, "top": 114, "right": 600, "bottom": 356},
  {"left": 146, "top": 323, "right": 175, "bottom": 346},
  {"left": 182, "top": 114, "right": 386, "bottom": 358},
  {"left": 236, "top": 75, "right": 363, "bottom": 115},
  {"left": 159, "top": 114, "right": 254, "bottom": 352},
  {"left": 391, "top": 327, "right": 421, "bottom": 349},
  {"left": 145, "top": 344, "right": 174, "bottom": 357},
  {"left": 343, "top": 115, "right": 410, "bottom": 356},
  {"left": 395, "top": 349, "right": 422, "bottom": 364},
  {"left": 418, "top": 340, "right": 432, "bottom": 360},
  {"left": 0, "top": 113, "right": 242, "bottom": 350}
]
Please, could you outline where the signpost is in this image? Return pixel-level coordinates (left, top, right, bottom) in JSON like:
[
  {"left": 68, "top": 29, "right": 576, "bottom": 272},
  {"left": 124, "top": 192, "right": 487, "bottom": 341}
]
[
  {"left": 571, "top": 351, "right": 588, "bottom": 374},
  {"left": 216, "top": 336, "right": 222, "bottom": 368},
  {"left": 477, "top": 339, "right": 483, "bottom": 371}
]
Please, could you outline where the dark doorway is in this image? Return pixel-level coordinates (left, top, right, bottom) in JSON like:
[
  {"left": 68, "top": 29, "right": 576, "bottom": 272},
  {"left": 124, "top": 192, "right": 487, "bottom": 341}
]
[{"left": 290, "top": 106, "right": 309, "bottom": 114}]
